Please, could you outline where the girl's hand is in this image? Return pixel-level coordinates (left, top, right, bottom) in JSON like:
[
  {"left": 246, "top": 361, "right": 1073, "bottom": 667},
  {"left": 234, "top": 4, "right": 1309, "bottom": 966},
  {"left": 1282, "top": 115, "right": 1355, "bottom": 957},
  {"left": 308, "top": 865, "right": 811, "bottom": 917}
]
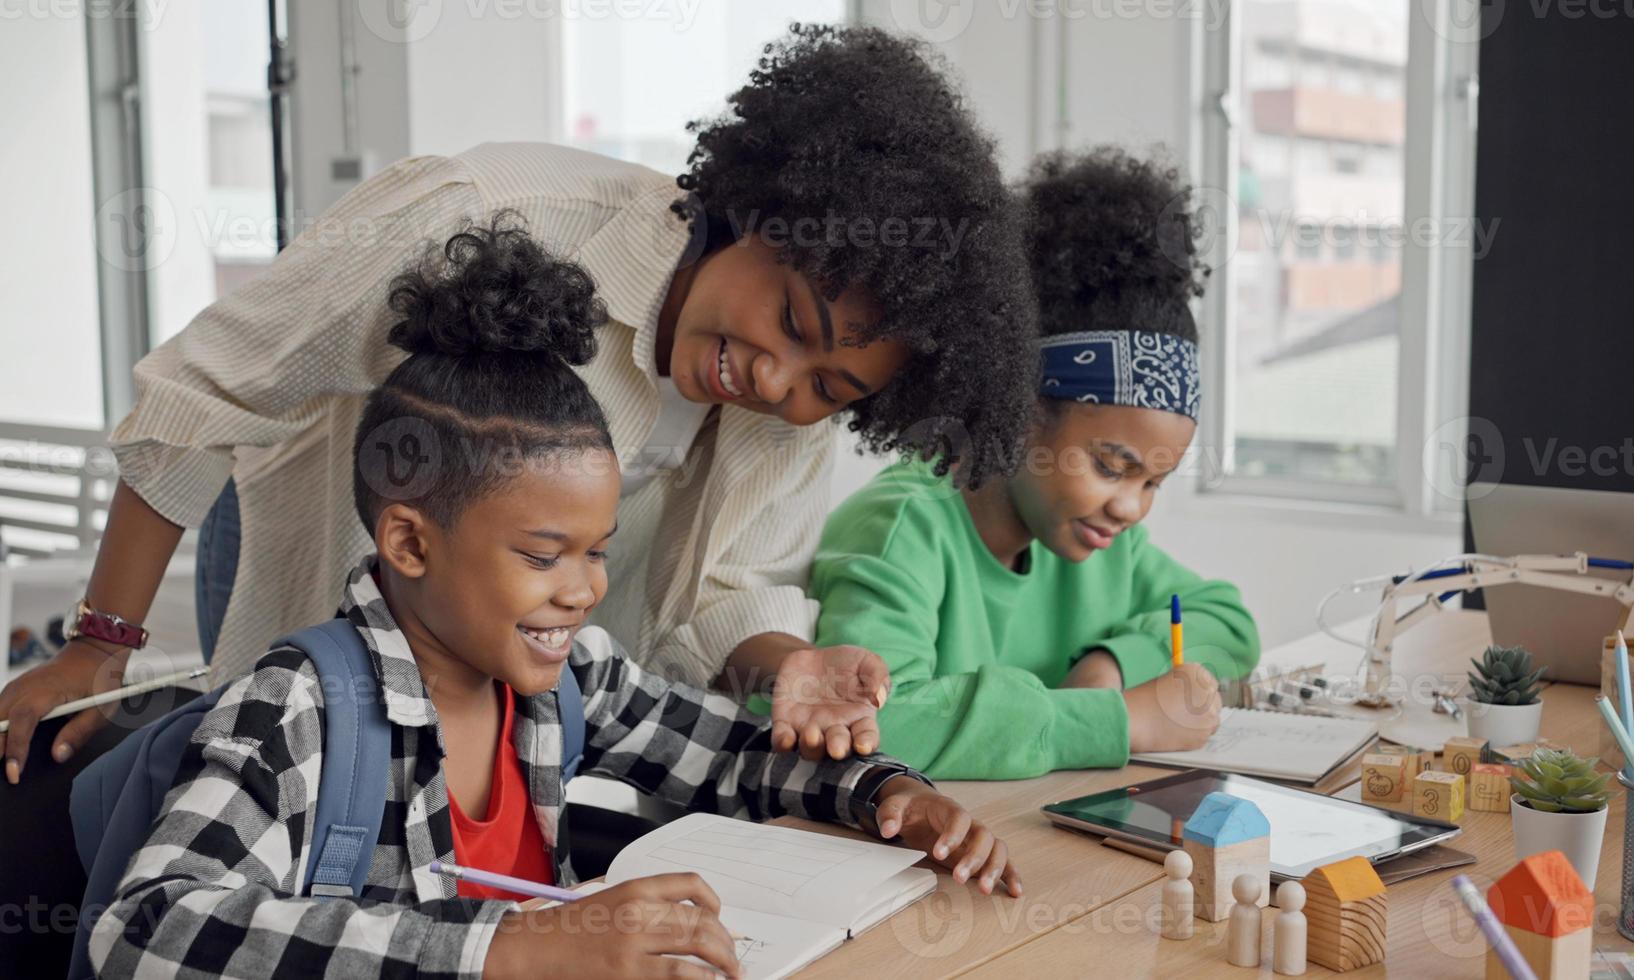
[
  {"left": 1123, "top": 662, "right": 1221, "bottom": 753},
  {"left": 871, "top": 777, "right": 1023, "bottom": 898},
  {"left": 770, "top": 644, "right": 891, "bottom": 761}
]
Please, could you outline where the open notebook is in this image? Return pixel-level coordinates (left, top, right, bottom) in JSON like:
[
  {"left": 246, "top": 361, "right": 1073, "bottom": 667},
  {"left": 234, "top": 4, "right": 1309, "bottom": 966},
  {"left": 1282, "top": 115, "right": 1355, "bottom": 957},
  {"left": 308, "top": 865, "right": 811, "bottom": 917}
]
[
  {"left": 1131, "top": 707, "right": 1378, "bottom": 785},
  {"left": 584, "top": 812, "right": 937, "bottom": 979}
]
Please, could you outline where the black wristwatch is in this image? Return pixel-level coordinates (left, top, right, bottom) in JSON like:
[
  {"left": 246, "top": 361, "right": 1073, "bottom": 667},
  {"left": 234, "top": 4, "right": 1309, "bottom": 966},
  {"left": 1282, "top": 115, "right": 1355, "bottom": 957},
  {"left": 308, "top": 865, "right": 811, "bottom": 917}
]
[{"left": 848, "top": 766, "right": 933, "bottom": 841}]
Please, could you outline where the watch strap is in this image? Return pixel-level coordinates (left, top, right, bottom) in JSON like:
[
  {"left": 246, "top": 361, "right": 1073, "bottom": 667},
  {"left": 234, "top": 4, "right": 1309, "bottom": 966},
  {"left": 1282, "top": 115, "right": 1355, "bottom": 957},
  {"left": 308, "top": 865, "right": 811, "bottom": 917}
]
[{"left": 65, "top": 599, "right": 149, "bottom": 650}]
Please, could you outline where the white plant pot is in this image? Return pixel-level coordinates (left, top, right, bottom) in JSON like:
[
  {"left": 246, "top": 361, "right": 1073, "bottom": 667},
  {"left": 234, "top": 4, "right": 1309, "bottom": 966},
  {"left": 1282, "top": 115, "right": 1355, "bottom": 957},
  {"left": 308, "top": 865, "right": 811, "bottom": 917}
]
[
  {"left": 1510, "top": 795, "right": 1607, "bottom": 888},
  {"left": 1464, "top": 698, "right": 1543, "bottom": 746}
]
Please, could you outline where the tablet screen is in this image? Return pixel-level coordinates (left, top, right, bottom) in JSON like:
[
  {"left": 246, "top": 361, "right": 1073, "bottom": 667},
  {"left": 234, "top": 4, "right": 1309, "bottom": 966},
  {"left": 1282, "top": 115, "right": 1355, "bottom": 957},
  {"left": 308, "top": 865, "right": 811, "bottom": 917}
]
[{"left": 1044, "top": 770, "right": 1458, "bottom": 878}]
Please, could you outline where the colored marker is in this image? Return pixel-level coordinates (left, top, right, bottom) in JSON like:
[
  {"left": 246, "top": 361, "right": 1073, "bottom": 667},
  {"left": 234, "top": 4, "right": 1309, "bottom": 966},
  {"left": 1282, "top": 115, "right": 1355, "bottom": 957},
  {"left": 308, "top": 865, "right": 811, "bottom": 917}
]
[
  {"left": 1618, "top": 630, "right": 1633, "bottom": 777},
  {"left": 431, "top": 862, "right": 749, "bottom": 939},
  {"left": 431, "top": 860, "right": 584, "bottom": 903},
  {"left": 1596, "top": 697, "right": 1634, "bottom": 773},
  {"left": 1449, "top": 874, "right": 1538, "bottom": 980},
  {"left": 1170, "top": 594, "right": 1183, "bottom": 667}
]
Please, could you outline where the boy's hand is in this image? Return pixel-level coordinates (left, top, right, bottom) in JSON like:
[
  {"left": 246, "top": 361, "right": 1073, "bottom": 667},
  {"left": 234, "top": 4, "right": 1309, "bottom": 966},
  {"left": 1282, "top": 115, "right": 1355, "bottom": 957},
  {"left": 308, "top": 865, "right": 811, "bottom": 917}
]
[
  {"left": 771, "top": 644, "right": 891, "bottom": 761},
  {"left": 1059, "top": 649, "right": 1123, "bottom": 690},
  {"left": 1123, "top": 662, "right": 1222, "bottom": 754},
  {"left": 485, "top": 873, "right": 741, "bottom": 980},
  {"left": 870, "top": 776, "right": 1023, "bottom": 898}
]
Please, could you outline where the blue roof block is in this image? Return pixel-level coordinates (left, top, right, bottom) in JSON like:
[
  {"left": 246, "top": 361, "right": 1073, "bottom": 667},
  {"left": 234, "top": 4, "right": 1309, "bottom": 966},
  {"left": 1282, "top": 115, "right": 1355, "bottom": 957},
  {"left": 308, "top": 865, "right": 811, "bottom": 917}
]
[{"left": 1182, "top": 792, "right": 1270, "bottom": 847}]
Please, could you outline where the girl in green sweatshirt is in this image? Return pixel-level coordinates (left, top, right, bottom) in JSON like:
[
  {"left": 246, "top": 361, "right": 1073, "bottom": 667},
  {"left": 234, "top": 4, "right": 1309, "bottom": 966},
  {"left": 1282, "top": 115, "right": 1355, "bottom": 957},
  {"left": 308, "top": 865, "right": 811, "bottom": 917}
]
[{"left": 809, "top": 148, "right": 1261, "bottom": 780}]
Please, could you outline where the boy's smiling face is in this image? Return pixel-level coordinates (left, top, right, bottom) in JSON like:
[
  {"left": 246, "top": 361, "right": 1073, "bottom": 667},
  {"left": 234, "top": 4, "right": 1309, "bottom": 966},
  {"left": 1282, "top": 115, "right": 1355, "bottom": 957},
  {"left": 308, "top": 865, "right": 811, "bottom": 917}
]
[
  {"left": 376, "top": 447, "right": 621, "bottom": 697},
  {"left": 1007, "top": 402, "right": 1196, "bottom": 562}
]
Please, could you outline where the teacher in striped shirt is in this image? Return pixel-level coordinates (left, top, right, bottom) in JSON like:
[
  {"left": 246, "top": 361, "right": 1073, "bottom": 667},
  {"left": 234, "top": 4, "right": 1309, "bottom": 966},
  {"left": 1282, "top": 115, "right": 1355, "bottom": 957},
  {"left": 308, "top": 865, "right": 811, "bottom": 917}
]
[{"left": 0, "top": 24, "right": 1038, "bottom": 780}]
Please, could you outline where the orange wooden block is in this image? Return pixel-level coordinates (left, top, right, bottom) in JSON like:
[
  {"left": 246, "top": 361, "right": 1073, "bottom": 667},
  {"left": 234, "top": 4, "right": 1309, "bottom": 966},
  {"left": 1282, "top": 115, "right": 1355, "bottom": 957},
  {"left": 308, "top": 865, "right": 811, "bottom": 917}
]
[
  {"left": 1378, "top": 743, "right": 1433, "bottom": 777},
  {"left": 1486, "top": 851, "right": 1594, "bottom": 979},
  {"left": 1488, "top": 851, "right": 1594, "bottom": 937},
  {"left": 1469, "top": 762, "right": 1513, "bottom": 813},
  {"left": 1361, "top": 753, "right": 1408, "bottom": 803},
  {"left": 1303, "top": 856, "right": 1388, "bottom": 972}
]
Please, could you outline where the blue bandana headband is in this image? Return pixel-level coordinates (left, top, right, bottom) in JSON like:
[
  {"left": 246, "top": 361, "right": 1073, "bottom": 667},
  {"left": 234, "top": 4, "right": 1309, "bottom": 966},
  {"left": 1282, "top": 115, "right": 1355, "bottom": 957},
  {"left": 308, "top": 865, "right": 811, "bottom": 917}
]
[{"left": 1039, "top": 330, "right": 1201, "bottom": 421}]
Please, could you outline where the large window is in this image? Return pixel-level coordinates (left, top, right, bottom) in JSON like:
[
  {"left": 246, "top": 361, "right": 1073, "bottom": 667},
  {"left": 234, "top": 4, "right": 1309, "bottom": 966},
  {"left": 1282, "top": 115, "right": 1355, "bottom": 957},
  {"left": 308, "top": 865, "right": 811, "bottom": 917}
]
[
  {"left": 560, "top": 2, "right": 848, "bottom": 175},
  {"left": 0, "top": 1, "right": 278, "bottom": 558},
  {"left": 1199, "top": 0, "right": 1480, "bottom": 513}
]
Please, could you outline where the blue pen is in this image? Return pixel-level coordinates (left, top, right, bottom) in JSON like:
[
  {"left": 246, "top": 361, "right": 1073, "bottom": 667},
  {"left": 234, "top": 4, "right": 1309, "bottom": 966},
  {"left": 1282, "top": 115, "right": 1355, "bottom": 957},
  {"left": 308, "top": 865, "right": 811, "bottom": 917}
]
[
  {"left": 1170, "top": 595, "right": 1183, "bottom": 667},
  {"left": 1617, "top": 630, "right": 1633, "bottom": 779}
]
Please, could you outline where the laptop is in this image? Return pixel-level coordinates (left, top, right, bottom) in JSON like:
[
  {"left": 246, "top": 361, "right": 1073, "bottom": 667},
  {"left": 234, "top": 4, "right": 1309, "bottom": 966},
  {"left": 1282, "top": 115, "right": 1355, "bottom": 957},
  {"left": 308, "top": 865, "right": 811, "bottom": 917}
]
[{"left": 1467, "top": 482, "right": 1634, "bottom": 685}]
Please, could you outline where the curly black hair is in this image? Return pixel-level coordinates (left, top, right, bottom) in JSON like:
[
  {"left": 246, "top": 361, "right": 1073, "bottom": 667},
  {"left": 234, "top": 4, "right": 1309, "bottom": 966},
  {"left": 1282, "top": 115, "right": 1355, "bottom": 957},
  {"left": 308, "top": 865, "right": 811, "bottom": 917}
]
[
  {"left": 352, "top": 212, "right": 613, "bottom": 532},
  {"left": 1022, "top": 146, "right": 1209, "bottom": 343},
  {"left": 675, "top": 23, "right": 1037, "bottom": 486}
]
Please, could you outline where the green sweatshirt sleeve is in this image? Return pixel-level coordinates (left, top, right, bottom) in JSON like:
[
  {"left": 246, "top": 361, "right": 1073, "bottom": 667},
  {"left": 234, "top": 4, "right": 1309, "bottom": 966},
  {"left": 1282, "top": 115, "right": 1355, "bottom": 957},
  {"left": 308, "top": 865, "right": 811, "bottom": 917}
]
[
  {"left": 1093, "top": 525, "right": 1262, "bottom": 691},
  {"left": 811, "top": 511, "right": 1130, "bottom": 780}
]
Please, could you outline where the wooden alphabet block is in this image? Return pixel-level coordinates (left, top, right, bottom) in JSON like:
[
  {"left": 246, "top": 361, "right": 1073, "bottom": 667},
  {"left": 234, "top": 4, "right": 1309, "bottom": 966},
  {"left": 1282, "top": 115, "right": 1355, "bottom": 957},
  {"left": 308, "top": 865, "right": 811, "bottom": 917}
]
[
  {"left": 1468, "top": 763, "right": 1514, "bottom": 813},
  {"left": 1361, "top": 753, "right": 1408, "bottom": 803},
  {"left": 1182, "top": 792, "right": 1270, "bottom": 922},
  {"left": 1377, "top": 743, "right": 1432, "bottom": 778},
  {"left": 1303, "top": 856, "right": 1388, "bottom": 972},
  {"left": 1443, "top": 736, "right": 1488, "bottom": 782},
  {"left": 1413, "top": 770, "right": 1465, "bottom": 822}
]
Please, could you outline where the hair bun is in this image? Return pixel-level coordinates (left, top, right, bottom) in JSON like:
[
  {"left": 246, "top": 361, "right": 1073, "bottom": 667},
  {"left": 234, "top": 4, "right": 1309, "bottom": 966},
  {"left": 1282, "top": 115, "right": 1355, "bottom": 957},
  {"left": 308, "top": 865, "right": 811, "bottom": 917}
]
[{"left": 387, "top": 211, "right": 605, "bottom": 365}]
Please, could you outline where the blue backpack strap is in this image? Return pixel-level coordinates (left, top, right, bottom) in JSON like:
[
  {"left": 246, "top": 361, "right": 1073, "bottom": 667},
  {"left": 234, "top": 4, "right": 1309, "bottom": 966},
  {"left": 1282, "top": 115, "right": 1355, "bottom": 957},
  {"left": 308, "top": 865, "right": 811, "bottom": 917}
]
[
  {"left": 557, "top": 659, "right": 584, "bottom": 783},
  {"left": 275, "top": 618, "right": 391, "bottom": 899}
]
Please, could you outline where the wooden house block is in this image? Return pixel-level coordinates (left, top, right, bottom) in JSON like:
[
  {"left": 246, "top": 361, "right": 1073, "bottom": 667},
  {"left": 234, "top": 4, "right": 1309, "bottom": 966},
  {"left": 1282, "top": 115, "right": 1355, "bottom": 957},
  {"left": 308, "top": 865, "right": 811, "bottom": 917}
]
[
  {"left": 1377, "top": 743, "right": 1432, "bottom": 777},
  {"left": 1485, "top": 851, "right": 1594, "bottom": 979},
  {"left": 1443, "top": 736, "right": 1488, "bottom": 781},
  {"left": 1413, "top": 770, "right": 1465, "bottom": 822},
  {"left": 1468, "top": 762, "right": 1514, "bottom": 813},
  {"left": 1361, "top": 753, "right": 1409, "bottom": 803},
  {"left": 1182, "top": 792, "right": 1270, "bottom": 922},
  {"left": 1303, "top": 856, "right": 1388, "bottom": 972}
]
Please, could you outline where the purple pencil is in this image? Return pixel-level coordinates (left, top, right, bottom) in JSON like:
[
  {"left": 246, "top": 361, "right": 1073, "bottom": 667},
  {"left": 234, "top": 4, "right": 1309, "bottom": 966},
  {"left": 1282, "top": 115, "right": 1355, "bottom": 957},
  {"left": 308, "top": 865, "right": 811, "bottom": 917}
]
[{"left": 1450, "top": 874, "right": 1538, "bottom": 980}]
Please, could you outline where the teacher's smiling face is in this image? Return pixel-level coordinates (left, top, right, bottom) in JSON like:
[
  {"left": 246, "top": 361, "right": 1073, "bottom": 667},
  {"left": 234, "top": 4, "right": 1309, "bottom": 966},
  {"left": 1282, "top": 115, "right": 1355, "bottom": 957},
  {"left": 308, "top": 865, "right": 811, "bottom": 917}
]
[{"left": 660, "top": 236, "right": 910, "bottom": 427}]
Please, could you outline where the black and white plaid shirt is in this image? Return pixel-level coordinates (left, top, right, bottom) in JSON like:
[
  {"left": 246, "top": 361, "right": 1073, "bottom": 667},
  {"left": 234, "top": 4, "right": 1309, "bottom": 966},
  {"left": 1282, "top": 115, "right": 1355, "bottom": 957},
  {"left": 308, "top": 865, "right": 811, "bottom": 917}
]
[{"left": 90, "top": 555, "right": 920, "bottom": 979}]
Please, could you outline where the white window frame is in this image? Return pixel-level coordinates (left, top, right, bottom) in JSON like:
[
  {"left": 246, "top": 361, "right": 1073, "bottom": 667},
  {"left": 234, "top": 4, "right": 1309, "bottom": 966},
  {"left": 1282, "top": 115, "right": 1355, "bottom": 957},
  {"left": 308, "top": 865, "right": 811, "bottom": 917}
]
[{"left": 1193, "top": 0, "right": 1481, "bottom": 526}]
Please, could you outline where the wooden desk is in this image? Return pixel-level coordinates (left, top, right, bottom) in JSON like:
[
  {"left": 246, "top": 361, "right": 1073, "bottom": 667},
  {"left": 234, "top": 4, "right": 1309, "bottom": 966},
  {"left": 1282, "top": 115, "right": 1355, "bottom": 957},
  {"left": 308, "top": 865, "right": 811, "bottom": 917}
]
[{"left": 778, "top": 611, "right": 1632, "bottom": 977}]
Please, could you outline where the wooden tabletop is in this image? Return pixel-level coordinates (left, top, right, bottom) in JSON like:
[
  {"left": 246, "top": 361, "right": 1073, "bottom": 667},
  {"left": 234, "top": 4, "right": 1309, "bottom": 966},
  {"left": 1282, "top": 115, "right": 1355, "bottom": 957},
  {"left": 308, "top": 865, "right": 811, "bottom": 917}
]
[{"left": 773, "top": 610, "right": 1634, "bottom": 977}]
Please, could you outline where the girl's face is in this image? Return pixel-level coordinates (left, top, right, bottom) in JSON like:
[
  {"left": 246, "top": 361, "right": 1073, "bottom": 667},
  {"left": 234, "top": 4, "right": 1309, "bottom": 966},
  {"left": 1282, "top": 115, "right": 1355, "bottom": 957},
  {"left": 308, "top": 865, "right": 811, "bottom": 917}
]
[
  {"left": 1007, "top": 403, "right": 1197, "bottom": 562},
  {"left": 381, "top": 447, "right": 622, "bottom": 697},
  {"left": 665, "top": 236, "right": 910, "bottom": 426}
]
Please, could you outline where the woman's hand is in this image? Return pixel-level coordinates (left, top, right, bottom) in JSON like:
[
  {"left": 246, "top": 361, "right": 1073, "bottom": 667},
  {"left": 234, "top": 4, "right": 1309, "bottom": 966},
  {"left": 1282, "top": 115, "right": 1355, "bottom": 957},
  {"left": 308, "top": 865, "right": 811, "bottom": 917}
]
[
  {"left": 484, "top": 873, "right": 741, "bottom": 980},
  {"left": 870, "top": 776, "right": 1023, "bottom": 898},
  {"left": 0, "top": 640, "right": 129, "bottom": 783},
  {"left": 770, "top": 644, "right": 891, "bottom": 761}
]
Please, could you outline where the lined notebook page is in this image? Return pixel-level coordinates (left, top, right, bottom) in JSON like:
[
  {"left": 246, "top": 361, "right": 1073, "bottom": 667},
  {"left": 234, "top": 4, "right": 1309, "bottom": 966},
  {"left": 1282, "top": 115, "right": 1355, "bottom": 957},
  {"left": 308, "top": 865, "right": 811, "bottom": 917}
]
[{"left": 1131, "top": 707, "right": 1378, "bottom": 783}]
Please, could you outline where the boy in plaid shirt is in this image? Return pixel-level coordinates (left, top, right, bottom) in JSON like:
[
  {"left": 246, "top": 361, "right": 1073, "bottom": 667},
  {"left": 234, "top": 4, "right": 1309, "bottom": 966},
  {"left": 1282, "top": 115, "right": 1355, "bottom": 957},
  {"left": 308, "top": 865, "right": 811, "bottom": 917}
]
[{"left": 89, "top": 220, "right": 1020, "bottom": 979}]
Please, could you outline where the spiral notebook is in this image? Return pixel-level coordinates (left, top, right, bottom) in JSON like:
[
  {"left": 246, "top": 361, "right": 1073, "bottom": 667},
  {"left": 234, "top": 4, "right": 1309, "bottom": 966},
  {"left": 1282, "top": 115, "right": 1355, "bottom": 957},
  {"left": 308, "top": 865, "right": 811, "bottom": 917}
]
[{"left": 1130, "top": 707, "right": 1379, "bottom": 785}]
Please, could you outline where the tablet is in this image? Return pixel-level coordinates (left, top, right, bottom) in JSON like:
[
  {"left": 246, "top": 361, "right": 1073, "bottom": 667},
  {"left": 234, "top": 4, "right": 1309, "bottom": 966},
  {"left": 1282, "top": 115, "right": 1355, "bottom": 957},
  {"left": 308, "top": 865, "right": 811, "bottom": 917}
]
[{"left": 1043, "top": 769, "right": 1461, "bottom": 880}]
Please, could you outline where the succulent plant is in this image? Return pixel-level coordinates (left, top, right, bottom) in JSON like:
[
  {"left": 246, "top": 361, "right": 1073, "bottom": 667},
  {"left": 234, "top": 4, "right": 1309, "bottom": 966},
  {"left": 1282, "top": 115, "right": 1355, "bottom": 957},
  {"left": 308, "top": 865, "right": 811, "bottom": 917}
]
[
  {"left": 1467, "top": 644, "right": 1545, "bottom": 706},
  {"left": 1509, "top": 748, "right": 1612, "bottom": 813}
]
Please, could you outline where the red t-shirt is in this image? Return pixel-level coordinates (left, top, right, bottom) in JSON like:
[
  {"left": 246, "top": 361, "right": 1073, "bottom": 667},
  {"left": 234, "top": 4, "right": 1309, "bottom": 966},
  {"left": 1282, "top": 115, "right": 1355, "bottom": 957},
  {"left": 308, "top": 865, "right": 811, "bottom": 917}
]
[{"left": 447, "top": 684, "right": 554, "bottom": 900}]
